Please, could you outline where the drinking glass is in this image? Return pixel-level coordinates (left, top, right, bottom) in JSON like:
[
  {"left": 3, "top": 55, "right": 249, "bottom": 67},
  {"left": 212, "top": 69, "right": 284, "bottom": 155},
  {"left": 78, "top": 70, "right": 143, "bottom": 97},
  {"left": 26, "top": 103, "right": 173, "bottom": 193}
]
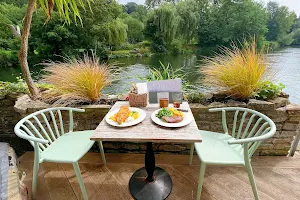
[{"left": 172, "top": 92, "right": 182, "bottom": 108}]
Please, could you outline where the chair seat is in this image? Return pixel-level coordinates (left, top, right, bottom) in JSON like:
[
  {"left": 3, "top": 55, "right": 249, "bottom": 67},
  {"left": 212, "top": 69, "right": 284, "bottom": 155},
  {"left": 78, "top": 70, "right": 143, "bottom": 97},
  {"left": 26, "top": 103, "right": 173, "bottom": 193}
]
[
  {"left": 195, "top": 130, "right": 245, "bottom": 165},
  {"left": 41, "top": 130, "right": 95, "bottom": 163}
]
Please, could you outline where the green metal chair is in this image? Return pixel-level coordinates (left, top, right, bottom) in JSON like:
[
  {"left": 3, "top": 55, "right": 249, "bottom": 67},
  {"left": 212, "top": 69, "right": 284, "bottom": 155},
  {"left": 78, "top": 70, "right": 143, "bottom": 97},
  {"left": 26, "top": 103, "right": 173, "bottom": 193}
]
[
  {"left": 189, "top": 107, "right": 276, "bottom": 200},
  {"left": 14, "top": 107, "right": 106, "bottom": 200}
]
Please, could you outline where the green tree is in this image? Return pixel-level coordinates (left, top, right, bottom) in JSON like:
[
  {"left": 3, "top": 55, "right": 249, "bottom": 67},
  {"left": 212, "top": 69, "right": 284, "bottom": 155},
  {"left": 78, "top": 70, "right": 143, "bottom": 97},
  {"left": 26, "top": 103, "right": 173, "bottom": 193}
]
[
  {"left": 130, "top": 5, "right": 148, "bottom": 24},
  {"left": 122, "top": 16, "right": 144, "bottom": 43},
  {"left": 176, "top": 0, "right": 199, "bottom": 44},
  {"left": 0, "top": 3, "right": 26, "bottom": 67},
  {"left": 29, "top": 10, "right": 79, "bottom": 63},
  {"left": 145, "top": 3, "right": 180, "bottom": 51},
  {"left": 18, "top": 0, "right": 92, "bottom": 100},
  {"left": 92, "top": 18, "right": 127, "bottom": 48},
  {"left": 0, "top": 0, "right": 27, "bottom": 7},
  {"left": 198, "top": 0, "right": 268, "bottom": 47},
  {"left": 266, "top": 2, "right": 296, "bottom": 42},
  {"left": 124, "top": 2, "right": 138, "bottom": 14},
  {"left": 292, "top": 29, "right": 300, "bottom": 45}
]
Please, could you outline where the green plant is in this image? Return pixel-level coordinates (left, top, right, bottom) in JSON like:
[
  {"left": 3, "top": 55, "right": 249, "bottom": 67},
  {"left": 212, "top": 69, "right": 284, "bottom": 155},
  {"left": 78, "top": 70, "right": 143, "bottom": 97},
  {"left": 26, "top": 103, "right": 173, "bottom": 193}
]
[
  {"left": 185, "top": 91, "right": 205, "bottom": 103},
  {"left": 256, "top": 81, "right": 285, "bottom": 100},
  {"left": 170, "top": 39, "right": 183, "bottom": 54},
  {"left": 0, "top": 76, "right": 28, "bottom": 96},
  {"left": 145, "top": 61, "right": 186, "bottom": 81},
  {"left": 42, "top": 54, "right": 115, "bottom": 105},
  {"left": 203, "top": 40, "right": 268, "bottom": 99}
]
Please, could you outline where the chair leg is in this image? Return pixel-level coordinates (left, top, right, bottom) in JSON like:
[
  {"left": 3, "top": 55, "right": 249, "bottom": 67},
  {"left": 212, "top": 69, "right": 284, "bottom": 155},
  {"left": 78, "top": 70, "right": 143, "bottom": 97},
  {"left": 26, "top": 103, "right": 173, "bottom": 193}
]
[
  {"left": 32, "top": 159, "right": 39, "bottom": 200},
  {"left": 98, "top": 141, "right": 106, "bottom": 165},
  {"left": 189, "top": 143, "right": 194, "bottom": 165},
  {"left": 73, "top": 162, "right": 88, "bottom": 200},
  {"left": 197, "top": 162, "right": 206, "bottom": 200},
  {"left": 245, "top": 163, "right": 259, "bottom": 200}
]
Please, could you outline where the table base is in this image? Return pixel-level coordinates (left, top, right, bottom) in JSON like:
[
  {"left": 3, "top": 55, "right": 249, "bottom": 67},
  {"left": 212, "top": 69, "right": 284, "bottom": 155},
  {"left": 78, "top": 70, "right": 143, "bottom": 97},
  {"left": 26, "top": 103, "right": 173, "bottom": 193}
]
[{"left": 129, "top": 167, "right": 172, "bottom": 200}]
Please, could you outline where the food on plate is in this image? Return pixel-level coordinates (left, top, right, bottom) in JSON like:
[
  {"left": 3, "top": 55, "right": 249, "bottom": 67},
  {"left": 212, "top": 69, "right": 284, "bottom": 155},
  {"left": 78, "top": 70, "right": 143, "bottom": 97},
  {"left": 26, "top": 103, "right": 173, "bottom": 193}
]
[
  {"left": 162, "top": 116, "right": 183, "bottom": 123},
  {"left": 156, "top": 108, "right": 184, "bottom": 123},
  {"left": 109, "top": 106, "right": 139, "bottom": 124}
]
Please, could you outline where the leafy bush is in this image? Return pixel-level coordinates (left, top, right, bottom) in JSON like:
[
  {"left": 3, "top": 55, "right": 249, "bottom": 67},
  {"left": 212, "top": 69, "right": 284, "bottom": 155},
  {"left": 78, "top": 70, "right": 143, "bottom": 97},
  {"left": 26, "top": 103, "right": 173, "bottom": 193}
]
[
  {"left": 263, "top": 41, "right": 279, "bottom": 51},
  {"left": 42, "top": 54, "right": 115, "bottom": 105},
  {"left": 136, "top": 40, "right": 151, "bottom": 48},
  {"left": 0, "top": 77, "right": 28, "bottom": 96},
  {"left": 151, "top": 43, "right": 168, "bottom": 53},
  {"left": 138, "top": 47, "right": 151, "bottom": 55},
  {"left": 256, "top": 81, "right": 285, "bottom": 100},
  {"left": 203, "top": 40, "right": 268, "bottom": 99},
  {"left": 278, "top": 33, "right": 294, "bottom": 46},
  {"left": 170, "top": 39, "right": 183, "bottom": 54}
]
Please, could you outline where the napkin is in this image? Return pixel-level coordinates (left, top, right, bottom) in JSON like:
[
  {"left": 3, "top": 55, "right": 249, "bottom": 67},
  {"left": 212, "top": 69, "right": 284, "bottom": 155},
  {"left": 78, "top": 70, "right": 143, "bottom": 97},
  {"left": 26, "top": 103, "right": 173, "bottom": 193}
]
[
  {"left": 147, "top": 79, "right": 182, "bottom": 92},
  {"left": 136, "top": 82, "right": 148, "bottom": 94}
]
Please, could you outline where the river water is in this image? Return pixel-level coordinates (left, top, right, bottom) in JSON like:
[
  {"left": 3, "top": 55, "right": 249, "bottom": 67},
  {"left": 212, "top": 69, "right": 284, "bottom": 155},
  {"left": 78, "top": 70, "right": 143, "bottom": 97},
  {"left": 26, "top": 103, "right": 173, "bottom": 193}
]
[{"left": 1, "top": 46, "right": 300, "bottom": 103}]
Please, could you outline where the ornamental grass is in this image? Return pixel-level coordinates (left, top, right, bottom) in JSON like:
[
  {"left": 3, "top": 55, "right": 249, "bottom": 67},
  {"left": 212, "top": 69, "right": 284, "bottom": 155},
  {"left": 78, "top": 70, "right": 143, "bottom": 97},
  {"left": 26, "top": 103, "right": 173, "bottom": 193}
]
[
  {"left": 202, "top": 40, "right": 268, "bottom": 99},
  {"left": 42, "top": 54, "right": 114, "bottom": 105}
]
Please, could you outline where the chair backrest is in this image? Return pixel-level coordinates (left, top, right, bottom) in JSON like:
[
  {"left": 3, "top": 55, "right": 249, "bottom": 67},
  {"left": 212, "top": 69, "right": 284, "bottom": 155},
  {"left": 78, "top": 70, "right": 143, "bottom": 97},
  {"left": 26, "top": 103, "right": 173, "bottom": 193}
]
[
  {"left": 143, "top": 79, "right": 182, "bottom": 103},
  {"left": 14, "top": 107, "right": 85, "bottom": 153},
  {"left": 209, "top": 107, "right": 276, "bottom": 157}
]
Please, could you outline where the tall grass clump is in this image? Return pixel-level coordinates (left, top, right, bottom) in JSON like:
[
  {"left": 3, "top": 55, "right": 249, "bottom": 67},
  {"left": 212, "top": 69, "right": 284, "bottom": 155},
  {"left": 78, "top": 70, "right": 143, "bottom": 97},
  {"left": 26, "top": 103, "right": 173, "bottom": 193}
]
[
  {"left": 42, "top": 54, "right": 114, "bottom": 105},
  {"left": 203, "top": 40, "right": 268, "bottom": 99}
]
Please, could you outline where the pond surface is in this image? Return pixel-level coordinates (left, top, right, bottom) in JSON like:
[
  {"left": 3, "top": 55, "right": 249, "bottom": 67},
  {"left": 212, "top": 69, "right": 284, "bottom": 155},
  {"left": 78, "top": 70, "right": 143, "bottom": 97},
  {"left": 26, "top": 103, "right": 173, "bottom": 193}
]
[{"left": 1, "top": 46, "right": 300, "bottom": 103}]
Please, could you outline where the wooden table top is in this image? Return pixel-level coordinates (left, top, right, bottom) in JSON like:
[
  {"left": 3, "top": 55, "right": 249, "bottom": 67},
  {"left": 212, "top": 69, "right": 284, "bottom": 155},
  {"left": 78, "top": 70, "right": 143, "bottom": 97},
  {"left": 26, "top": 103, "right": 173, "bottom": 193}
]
[{"left": 90, "top": 101, "right": 202, "bottom": 143}]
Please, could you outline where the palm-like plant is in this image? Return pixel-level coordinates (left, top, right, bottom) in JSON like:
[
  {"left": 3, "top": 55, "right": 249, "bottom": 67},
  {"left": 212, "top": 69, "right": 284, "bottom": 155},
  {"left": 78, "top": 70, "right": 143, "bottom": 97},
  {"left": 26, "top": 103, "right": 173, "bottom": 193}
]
[{"left": 18, "top": 0, "right": 92, "bottom": 100}]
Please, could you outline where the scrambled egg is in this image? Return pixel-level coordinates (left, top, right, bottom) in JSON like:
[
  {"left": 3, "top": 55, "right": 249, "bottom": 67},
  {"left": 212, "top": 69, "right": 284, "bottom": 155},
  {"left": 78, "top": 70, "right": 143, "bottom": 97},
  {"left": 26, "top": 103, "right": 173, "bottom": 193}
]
[{"left": 168, "top": 108, "right": 184, "bottom": 118}]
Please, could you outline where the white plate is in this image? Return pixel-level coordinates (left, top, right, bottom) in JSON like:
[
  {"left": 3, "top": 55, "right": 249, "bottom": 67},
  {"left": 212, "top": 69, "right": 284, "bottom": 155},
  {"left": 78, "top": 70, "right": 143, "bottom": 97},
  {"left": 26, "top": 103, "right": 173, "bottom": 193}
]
[
  {"left": 151, "top": 108, "right": 193, "bottom": 128},
  {"left": 105, "top": 107, "right": 146, "bottom": 127}
]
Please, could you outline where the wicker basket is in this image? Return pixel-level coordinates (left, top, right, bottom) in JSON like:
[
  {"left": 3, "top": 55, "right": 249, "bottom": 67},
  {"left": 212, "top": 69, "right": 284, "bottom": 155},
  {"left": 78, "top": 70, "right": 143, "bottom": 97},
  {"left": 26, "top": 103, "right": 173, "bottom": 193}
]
[{"left": 129, "top": 93, "right": 148, "bottom": 107}]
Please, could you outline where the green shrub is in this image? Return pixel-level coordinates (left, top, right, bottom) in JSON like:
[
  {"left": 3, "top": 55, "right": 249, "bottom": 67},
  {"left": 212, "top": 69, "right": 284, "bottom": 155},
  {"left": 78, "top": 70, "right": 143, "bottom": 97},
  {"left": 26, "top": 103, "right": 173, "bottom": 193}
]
[
  {"left": 278, "top": 33, "right": 294, "bottom": 46},
  {"left": 137, "top": 40, "right": 151, "bottom": 48},
  {"left": 0, "top": 77, "right": 28, "bottom": 96},
  {"left": 151, "top": 43, "right": 168, "bottom": 53},
  {"left": 256, "top": 81, "right": 285, "bottom": 100},
  {"left": 138, "top": 47, "right": 151, "bottom": 54},
  {"left": 263, "top": 41, "right": 279, "bottom": 51},
  {"left": 170, "top": 39, "right": 183, "bottom": 54},
  {"left": 185, "top": 91, "right": 205, "bottom": 103}
]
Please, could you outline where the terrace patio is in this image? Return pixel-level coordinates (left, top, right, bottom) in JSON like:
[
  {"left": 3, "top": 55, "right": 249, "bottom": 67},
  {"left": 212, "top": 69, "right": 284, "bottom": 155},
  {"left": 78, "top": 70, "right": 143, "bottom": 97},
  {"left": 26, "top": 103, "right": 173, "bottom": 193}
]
[{"left": 19, "top": 152, "right": 300, "bottom": 200}]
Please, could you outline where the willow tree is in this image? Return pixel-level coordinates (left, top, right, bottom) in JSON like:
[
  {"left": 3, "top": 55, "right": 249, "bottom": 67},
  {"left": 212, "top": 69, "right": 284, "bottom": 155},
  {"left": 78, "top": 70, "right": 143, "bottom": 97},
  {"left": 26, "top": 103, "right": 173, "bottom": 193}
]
[
  {"left": 18, "top": 0, "right": 91, "bottom": 99},
  {"left": 176, "top": 0, "right": 199, "bottom": 44},
  {"left": 153, "top": 3, "right": 180, "bottom": 45},
  {"left": 94, "top": 18, "right": 127, "bottom": 49}
]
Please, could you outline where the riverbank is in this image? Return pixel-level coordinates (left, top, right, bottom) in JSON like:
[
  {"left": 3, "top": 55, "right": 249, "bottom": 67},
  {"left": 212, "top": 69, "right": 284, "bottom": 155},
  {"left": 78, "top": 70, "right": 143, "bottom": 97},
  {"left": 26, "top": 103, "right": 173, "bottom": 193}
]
[{"left": 1, "top": 46, "right": 300, "bottom": 103}]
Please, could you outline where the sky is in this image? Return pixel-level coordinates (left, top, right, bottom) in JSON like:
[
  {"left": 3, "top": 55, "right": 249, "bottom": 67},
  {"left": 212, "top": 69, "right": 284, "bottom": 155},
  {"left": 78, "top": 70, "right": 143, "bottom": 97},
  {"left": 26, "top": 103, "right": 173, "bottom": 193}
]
[{"left": 118, "top": 0, "right": 300, "bottom": 16}]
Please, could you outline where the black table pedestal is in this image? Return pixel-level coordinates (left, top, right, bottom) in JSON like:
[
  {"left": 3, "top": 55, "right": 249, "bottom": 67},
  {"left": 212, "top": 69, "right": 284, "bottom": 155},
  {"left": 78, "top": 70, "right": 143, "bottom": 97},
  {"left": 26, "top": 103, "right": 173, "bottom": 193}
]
[{"left": 129, "top": 142, "right": 172, "bottom": 200}]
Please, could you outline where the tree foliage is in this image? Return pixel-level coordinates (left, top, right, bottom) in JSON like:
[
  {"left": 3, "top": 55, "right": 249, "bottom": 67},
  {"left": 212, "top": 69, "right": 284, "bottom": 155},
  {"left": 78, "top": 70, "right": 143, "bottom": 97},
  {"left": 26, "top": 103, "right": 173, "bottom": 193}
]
[
  {"left": 198, "top": 0, "right": 268, "bottom": 47},
  {"left": 0, "top": 0, "right": 299, "bottom": 70},
  {"left": 176, "top": 0, "right": 199, "bottom": 44},
  {"left": 122, "top": 16, "right": 144, "bottom": 43},
  {"left": 266, "top": 1, "right": 296, "bottom": 42}
]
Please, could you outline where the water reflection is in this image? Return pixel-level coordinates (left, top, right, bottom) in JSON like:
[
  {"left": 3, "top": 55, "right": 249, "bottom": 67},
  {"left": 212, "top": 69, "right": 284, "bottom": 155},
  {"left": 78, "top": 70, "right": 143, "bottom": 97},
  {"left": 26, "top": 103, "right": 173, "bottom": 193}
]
[{"left": 265, "top": 46, "right": 300, "bottom": 103}]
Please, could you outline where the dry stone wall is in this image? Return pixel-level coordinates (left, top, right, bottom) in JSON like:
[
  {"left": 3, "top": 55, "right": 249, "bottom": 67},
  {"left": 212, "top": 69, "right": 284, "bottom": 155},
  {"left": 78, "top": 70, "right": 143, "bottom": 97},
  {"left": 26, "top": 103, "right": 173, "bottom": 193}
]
[{"left": 1, "top": 94, "right": 300, "bottom": 156}]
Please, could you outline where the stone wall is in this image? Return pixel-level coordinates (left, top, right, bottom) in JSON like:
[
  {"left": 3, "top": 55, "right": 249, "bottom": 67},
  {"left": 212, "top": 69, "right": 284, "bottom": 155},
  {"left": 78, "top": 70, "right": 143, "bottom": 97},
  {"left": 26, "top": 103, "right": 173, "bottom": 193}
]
[
  {"left": 2, "top": 94, "right": 300, "bottom": 156},
  {"left": 0, "top": 94, "right": 32, "bottom": 155}
]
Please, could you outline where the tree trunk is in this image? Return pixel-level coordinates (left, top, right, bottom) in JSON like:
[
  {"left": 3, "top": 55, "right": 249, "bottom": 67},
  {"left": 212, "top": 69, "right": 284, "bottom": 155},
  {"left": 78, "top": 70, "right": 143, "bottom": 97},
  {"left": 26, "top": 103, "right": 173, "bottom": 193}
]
[{"left": 18, "top": 0, "right": 39, "bottom": 100}]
